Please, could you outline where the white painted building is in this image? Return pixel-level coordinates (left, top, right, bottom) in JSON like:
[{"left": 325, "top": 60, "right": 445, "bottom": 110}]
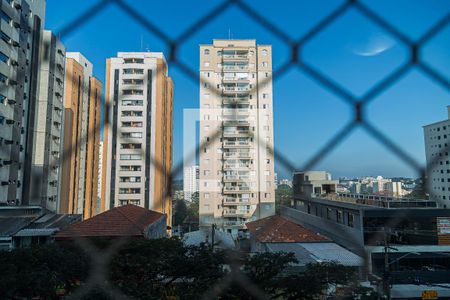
[
  {"left": 183, "top": 165, "right": 199, "bottom": 202},
  {"left": 424, "top": 106, "right": 450, "bottom": 207},
  {"left": 199, "top": 39, "right": 276, "bottom": 236}
]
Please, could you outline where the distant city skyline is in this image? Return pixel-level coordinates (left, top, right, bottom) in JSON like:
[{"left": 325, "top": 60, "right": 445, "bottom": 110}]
[{"left": 45, "top": 0, "right": 450, "bottom": 179}]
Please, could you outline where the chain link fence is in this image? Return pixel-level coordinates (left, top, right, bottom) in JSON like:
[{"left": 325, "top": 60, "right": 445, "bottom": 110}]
[{"left": 24, "top": 0, "right": 450, "bottom": 298}]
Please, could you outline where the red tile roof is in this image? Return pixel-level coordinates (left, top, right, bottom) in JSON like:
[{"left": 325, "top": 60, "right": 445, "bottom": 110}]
[
  {"left": 246, "top": 215, "right": 330, "bottom": 243},
  {"left": 55, "top": 205, "right": 164, "bottom": 239}
]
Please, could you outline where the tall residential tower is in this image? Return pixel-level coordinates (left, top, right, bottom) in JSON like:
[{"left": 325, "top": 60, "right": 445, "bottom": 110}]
[
  {"left": 60, "top": 53, "right": 102, "bottom": 219},
  {"left": 102, "top": 52, "right": 173, "bottom": 227},
  {"left": 199, "top": 39, "right": 275, "bottom": 236},
  {"left": 0, "top": 0, "right": 45, "bottom": 205},
  {"left": 28, "top": 30, "right": 66, "bottom": 212},
  {"left": 183, "top": 165, "right": 199, "bottom": 202}
]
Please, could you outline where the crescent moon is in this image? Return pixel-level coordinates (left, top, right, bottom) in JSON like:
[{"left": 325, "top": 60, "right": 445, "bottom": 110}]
[{"left": 352, "top": 33, "right": 395, "bottom": 57}]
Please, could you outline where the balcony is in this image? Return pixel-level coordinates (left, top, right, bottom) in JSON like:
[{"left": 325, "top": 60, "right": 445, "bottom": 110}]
[
  {"left": 223, "top": 119, "right": 250, "bottom": 126},
  {"left": 223, "top": 164, "right": 251, "bottom": 171},
  {"left": 223, "top": 175, "right": 251, "bottom": 183},
  {"left": 223, "top": 186, "right": 251, "bottom": 193},
  {"left": 223, "top": 65, "right": 249, "bottom": 72},
  {"left": 223, "top": 130, "right": 250, "bottom": 137},
  {"left": 222, "top": 54, "right": 248, "bottom": 60},
  {"left": 223, "top": 197, "right": 250, "bottom": 205},
  {"left": 223, "top": 151, "right": 251, "bottom": 159},
  {"left": 223, "top": 86, "right": 250, "bottom": 93},
  {"left": 223, "top": 140, "right": 252, "bottom": 148},
  {"left": 223, "top": 209, "right": 251, "bottom": 217},
  {"left": 222, "top": 76, "right": 250, "bottom": 83},
  {"left": 222, "top": 108, "right": 250, "bottom": 117},
  {"left": 222, "top": 97, "right": 250, "bottom": 104}
]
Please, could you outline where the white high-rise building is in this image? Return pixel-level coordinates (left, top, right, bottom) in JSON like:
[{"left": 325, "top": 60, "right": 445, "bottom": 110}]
[
  {"left": 199, "top": 39, "right": 276, "bottom": 236},
  {"left": 424, "top": 106, "right": 450, "bottom": 207},
  {"left": 183, "top": 165, "right": 199, "bottom": 202}
]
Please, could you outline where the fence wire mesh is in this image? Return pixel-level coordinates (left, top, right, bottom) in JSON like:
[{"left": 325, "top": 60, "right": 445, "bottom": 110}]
[{"left": 19, "top": 0, "right": 450, "bottom": 298}]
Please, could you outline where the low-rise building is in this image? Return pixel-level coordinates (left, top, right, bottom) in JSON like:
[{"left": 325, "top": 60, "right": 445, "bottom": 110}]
[
  {"left": 282, "top": 178, "right": 450, "bottom": 298},
  {"left": 293, "top": 171, "right": 338, "bottom": 198},
  {"left": 55, "top": 204, "right": 167, "bottom": 240},
  {"left": 0, "top": 206, "right": 80, "bottom": 250},
  {"left": 246, "top": 215, "right": 362, "bottom": 268}
]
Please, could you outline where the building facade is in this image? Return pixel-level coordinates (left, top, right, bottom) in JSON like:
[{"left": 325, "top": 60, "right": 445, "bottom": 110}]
[
  {"left": 28, "top": 30, "right": 65, "bottom": 212},
  {"left": 102, "top": 52, "right": 173, "bottom": 227},
  {"left": 293, "top": 171, "right": 338, "bottom": 198},
  {"left": 424, "top": 106, "right": 450, "bottom": 208},
  {"left": 199, "top": 39, "right": 275, "bottom": 236},
  {"left": 183, "top": 165, "right": 199, "bottom": 202},
  {"left": 60, "top": 53, "right": 102, "bottom": 219},
  {"left": 282, "top": 184, "right": 450, "bottom": 298},
  {"left": 0, "top": 0, "right": 46, "bottom": 205}
]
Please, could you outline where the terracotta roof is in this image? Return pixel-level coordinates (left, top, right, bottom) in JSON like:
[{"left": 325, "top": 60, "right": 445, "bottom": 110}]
[
  {"left": 246, "top": 215, "right": 330, "bottom": 243},
  {"left": 55, "top": 205, "right": 164, "bottom": 238}
]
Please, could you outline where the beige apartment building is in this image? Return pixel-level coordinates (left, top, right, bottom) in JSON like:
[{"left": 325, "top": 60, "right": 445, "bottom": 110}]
[
  {"left": 60, "top": 53, "right": 102, "bottom": 219},
  {"left": 102, "top": 52, "right": 173, "bottom": 228},
  {"left": 199, "top": 39, "right": 276, "bottom": 236}
]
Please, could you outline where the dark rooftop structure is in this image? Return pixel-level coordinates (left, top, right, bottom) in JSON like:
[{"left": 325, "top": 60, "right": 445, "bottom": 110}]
[{"left": 0, "top": 206, "right": 80, "bottom": 250}]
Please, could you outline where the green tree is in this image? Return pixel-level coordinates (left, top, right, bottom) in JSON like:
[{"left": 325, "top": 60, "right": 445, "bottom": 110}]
[
  {"left": 275, "top": 184, "right": 293, "bottom": 213},
  {"left": 173, "top": 199, "right": 188, "bottom": 226},
  {"left": 0, "top": 242, "right": 90, "bottom": 298},
  {"left": 109, "top": 238, "right": 225, "bottom": 299},
  {"left": 187, "top": 191, "right": 199, "bottom": 217}
]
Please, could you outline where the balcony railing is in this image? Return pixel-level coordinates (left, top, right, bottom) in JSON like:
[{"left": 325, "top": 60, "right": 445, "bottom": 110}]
[
  {"left": 222, "top": 76, "right": 250, "bottom": 82},
  {"left": 223, "top": 210, "right": 251, "bottom": 216},
  {"left": 224, "top": 186, "right": 251, "bottom": 192},
  {"left": 222, "top": 97, "right": 250, "bottom": 104},
  {"left": 223, "top": 151, "right": 251, "bottom": 158},
  {"left": 223, "top": 130, "right": 250, "bottom": 137},
  {"left": 223, "top": 65, "right": 249, "bottom": 71},
  {"left": 222, "top": 54, "right": 248, "bottom": 60},
  {"left": 223, "top": 140, "right": 251, "bottom": 147}
]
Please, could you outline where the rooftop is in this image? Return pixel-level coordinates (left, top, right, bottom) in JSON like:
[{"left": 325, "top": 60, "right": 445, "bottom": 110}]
[
  {"left": 246, "top": 215, "right": 330, "bottom": 243},
  {"left": 55, "top": 204, "right": 164, "bottom": 239}
]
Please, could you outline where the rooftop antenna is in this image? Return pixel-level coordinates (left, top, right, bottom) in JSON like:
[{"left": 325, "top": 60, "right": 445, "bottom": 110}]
[
  {"left": 140, "top": 34, "right": 143, "bottom": 52},
  {"left": 228, "top": 27, "right": 231, "bottom": 40}
]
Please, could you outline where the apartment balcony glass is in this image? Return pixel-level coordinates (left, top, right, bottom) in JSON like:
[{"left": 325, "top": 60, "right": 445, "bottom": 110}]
[
  {"left": 222, "top": 50, "right": 248, "bottom": 59},
  {"left": 222, "top": 62, "right": 248, "bottom": 72},
  {"left": 223, "top": 184, "right": 251, "bottom": 193},
  {"left": 223, "top": 150, "right": 251, "bottom": 158},
  {"left": 223, "top": 209, "right": 251, "bottom": 217},
  {"left": 223, "top": 138, "right": 252, "bottom": 148},
  {"left": 222, "top": 73, "right": 249, "bottom": 83},
  {"left": 223, "top": 196, "right": 250, "bottom": 205},
  {"left": 222, "top": 108, "right": 250, "bottom": 118},
  {"left": 223, "top": 83, "right": 250, "bottom": 93}
]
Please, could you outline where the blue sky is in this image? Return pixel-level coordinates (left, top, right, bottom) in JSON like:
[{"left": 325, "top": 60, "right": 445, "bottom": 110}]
[{"left": 45, "top": 0, "right": 450, "bottom": 179}]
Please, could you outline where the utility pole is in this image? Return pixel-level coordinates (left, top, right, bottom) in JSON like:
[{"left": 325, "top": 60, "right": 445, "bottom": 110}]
[
  {"left": 211, "top": 223, "right": 216, "bottom": 251},
  {"left": 383, "top": 235, "right": 390, "bottom": 300},
  {"left": 383, "top": 228, "right": 395, "bottom": 300}
]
